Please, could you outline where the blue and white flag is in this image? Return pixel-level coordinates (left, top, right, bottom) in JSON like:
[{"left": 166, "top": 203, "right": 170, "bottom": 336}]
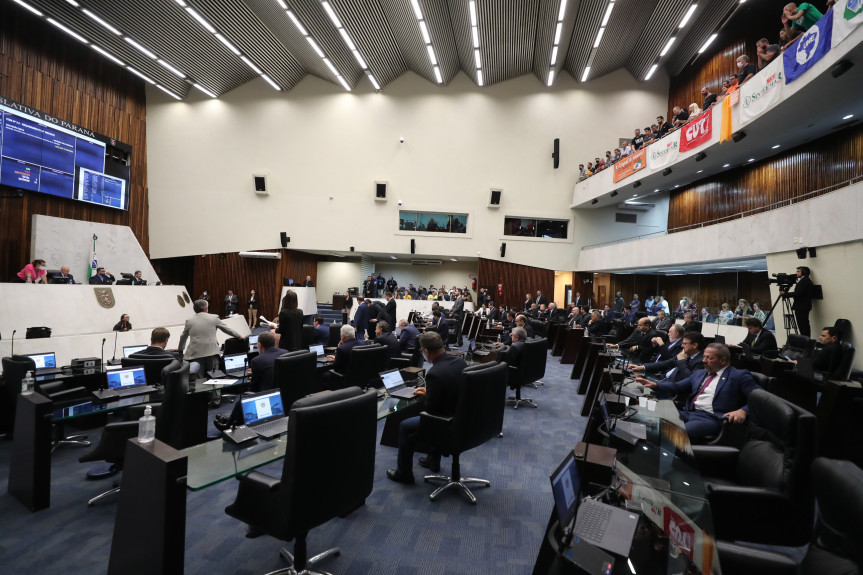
[
  {"left": 832, "top": 0, "right": 863, "bottom": 48},
  {"left": 784, "top": 10, "right": 834, "bottom": 83}
]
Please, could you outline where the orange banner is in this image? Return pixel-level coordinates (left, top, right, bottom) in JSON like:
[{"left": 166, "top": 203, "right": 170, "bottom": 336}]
[{"left": 612, "top": 148, "right": 647, "bottom": 183}]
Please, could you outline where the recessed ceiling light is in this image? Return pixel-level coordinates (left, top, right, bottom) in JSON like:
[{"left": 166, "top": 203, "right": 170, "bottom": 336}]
[
  {"left": 390, "top": 256, "right": 397, "bottom": 260},
  {"left": 450, "top": 258, "right": 458, "bottom": 262},
  {"left": 748, "top": 158, "right": 755, "bottom": 162},
  {"left": 843, "top": 114, "right": 854, "bottom": 120},
  {"left": 696, "top": 169, "right": 703, "bottom": 173},
  {"left": 674, "top": 184, "right": 680, "bottom": 188},
  {"left": 722, "top": 163, "right": 730, "bottom": 168},
  {"left": 632, "top": 194, "right": 638, "bottom": 197},
  {"left": 772, "top": 144, "right": 781, "bottom": 149}
]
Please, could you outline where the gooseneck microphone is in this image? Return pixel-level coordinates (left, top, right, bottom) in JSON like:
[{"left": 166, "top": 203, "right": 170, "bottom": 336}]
[
  {"left": 11, "top": 330, "right": 16, "bottom": 357},
  {"left": 111, "top": 330, "right": 119, "bottom": 364},
  {"left": 101, "top": 337, "right": 107, "bottom": 372}
]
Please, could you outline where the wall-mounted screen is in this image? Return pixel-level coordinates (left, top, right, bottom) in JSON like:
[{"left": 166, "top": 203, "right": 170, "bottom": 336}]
[
  {"left": 399, "top": 211, "right": 468, "bottom": 234},
  {"left": 0, "top": 96, "right": 131, "bottom": 210}
]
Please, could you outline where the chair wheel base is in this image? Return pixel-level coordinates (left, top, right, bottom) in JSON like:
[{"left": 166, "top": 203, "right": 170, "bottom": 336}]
[
  {"left": 268, "top": 546, "right": 340, "bottom": 575},
  {"left": 424, "top": 475, "right": 490, "bottom": 504},
  {"left": 506, "top": 397, "right": 538, "bottom": 409},
  {"left": 86, "top": 464, "right": 118, "bottom": 480}
]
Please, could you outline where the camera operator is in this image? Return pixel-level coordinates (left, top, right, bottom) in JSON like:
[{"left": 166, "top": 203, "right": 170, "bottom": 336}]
[{"left": 780, "top": 266, "right": 814, "bottom": 337}]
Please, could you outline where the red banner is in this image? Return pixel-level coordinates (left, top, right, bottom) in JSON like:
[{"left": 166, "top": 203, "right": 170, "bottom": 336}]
[
  {"left": 612, "top": 148, "right": 647, "bottom": 183},
  {"left": 679, "top": 108, "right": 713, "bottom": 152},
  {"left": 664, "top": 507, "right": 695, "bottom": 560}
]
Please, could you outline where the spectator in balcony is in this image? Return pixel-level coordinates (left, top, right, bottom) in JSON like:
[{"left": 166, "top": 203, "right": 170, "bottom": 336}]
[
  {"left": 751, "top": 302, "right": 766, "bottom": 324},
  {"left": 643, "top": 126, "right": 655, "bottom": 144},
  {"left": 622, "top": 142, "right": 633, "bottom": 156},
  {"left": 612, "top": 148, "right": 622, "bottom": 163},
  {"left": 701, "top": 86, "right": 718, "bottom": 109},
  {"left": 688, "top": 103, "right": 702, "bottom": 119},
  {"left": 586, "top": 162, "right": 595, "bottom": 176},
  {"left": 783, "top": 3, "right": 824, "bottom": 34},
  {"left": 718, "top": 303, "right": 734, "bottom": 324},
  {"left": 644, "top": 295, "right": 655, "bottom": 311},
  {"left": 578, "top": 164, "right": 587, "bottom": 181},
  {"left": 656, "top": 115, "right": 672, "bottom": 137},
  {"left": 632, "top": 128, "right": 645, "bottom": 150},
  {"left": 605, "top": 150, "right": 613, "bottom": 165},
  {"left": 672, "top": 106, "right": 690, "bottom": 129},
  {"left": 594, "top": 157, "right": 605, "bottom": 171},
  {"left": 700, "top": 307, "right": 716, "bottom": 324},
  {"left": 756, "top": 38, "right": 781, "bottom": 70},
  {"left": 734, "top": 299, "right": 752, "bottom": 320},
  {"left": 736, "top": 55, "right": 757, "bottom": 85}
]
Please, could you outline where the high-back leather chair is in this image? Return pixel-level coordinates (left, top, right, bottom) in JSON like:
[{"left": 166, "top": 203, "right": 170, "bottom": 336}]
[
  {"left": 273, "top": 349, "right": 318, "bottom": 410},
  {"left": 765, "top": 333, "right": 814, "bottom": 361},
  {"left": 693, "top": 388, "right": 816, "bottom": 546},
  {"left": 225, "top": 387, "right": 377, "bottom": 574},
  {"left": 716, "top": 457, "right": 863, "bottom": 575},
  {"left": 223, "top": 337, "right": 249, "bottom": 356},
  {"left": 78, "top": 421, "right": 139, "bottom": 506},
  {"left": 121, "top": 356, "right": 175, "bottom": 386},
  {"left": 420, "top": 361, "right": 508, "bottom": 503},
  {"left": 328, "top": 324, "right": 341, "bottom": 347},
  {"left": 521, "top": 338, "right": 548, "bottom": 387},
  {"left": 834, "top": 342, "right": 856, "bottom": 381},
  {"left": 301, "top": 324, "right": 315, "bottom": 349},
  {"left": 37, "top": 381, "right": 91, "bottom": 452},
  {"left": 499, "top": 338, "right": 547, "bottom": 409},
  {"left": 329, "top": 344, "right": 389, "bottom": 390},
  {"left": 1, "top": 355, "right": 36, "bottom": 437},
  {"left": 154, "top": 360, "right": 190, "bottom": 449}
]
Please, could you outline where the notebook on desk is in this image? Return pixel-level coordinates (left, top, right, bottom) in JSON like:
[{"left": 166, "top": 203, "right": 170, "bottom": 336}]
[
  {"left": 25, "top": 352, "right": 62, "bottom": 376},
  {"left": 93, "top": 366, "right": 157, "bottom": 399},
  {"left": 380, "top": 368, "right": 417, "bottom": 399},
  {"left": 550, "top": 450, "right": 639, "bottom": 558}
]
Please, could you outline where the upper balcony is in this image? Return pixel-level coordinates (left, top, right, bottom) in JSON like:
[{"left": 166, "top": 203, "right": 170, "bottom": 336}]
[{"left": 571, "top": 11, "right": 863, "bottom": 210}]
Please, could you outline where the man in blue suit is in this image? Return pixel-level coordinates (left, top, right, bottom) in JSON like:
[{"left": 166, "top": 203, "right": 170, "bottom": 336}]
[
  {"left": 644, "top": 343, "right": 760, "bottom": 444},
  {"left": 353, "top": 296, "right": 370, "bottom": 340},
  {"left": 327, "top": 324, "right": 369, "bottom": 376},
  {"left": 397, "top": 319, "right": 420, "bottom": 352},
  {"left": 632, "top": 331, "right": 705, "bottom": 384},
  {"left": 312, "top": 316, "right": 330, "bottom": 346}
]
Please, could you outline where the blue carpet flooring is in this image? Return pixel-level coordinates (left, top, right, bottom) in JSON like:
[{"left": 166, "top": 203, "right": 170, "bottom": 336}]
[{"left": 0, "top": 343, "right": 587, "bottom": 574}]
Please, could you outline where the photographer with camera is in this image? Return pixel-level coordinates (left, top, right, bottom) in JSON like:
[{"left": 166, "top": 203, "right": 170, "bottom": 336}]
[{"left": 779, "top": 266, "right": 814, "bottom": 337}]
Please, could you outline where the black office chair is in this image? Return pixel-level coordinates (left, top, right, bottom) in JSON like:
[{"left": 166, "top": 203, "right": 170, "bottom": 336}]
[
  {"left": 225, "top": 387, "right": 377, "bottom": 575},
  {"left": 328, "top": 344, "right": 389, "bottom": 390},
  {"left": 764, "top": 333, "right": 814, "bottom": 360},
  {"left": 1, "top": 355, "right": 36, "bottom": 437},
  {"left": 301, "top": 324, "right": 315, "bottom": 349},
  {"left": 693, "top": 388, "right": 816, "bottom": 546},
  {"left": 154, "top": 360, "right": 190, "bottom": 449},
  {"left": 121, "top": 356, "right": 174, "bottom": 386},
  {"left": 420, "top": 361, "right": 508, "bottom": 503},
  {"left": 328, "top": 324, "right": 341, "bottom": 348},
  {"left": 36, "top": 381, "right": 91, "bottom": 452},
  {"left": 273, "top": 350, "right": 317, "bottom": 410},
  {"left": 715, "top": 457, "right": 863, "bottom": 575},
  {"left": 224, "top": 337, "right": 250, "bottom": 356},
  {"left": 78, "top": 421, "right": 139, "bottom": 506},
  {"left": 833, "top": 342, "right": 856, "bottom": 381}
]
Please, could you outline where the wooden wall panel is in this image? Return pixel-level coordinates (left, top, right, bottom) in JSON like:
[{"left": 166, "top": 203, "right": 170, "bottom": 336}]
[
  {"left": 152, "top": 250, "right": 320, "bottom": 320},
  {"left": 477, "top": 258, "right": 555, "bottom": 310},
  {"left": 668, "top": 2, "right": 781, "bottom": 116},
  {"left": 669, "top": 122, "right": 863, "bottom": 230},
  {"left": 608, "top": 272, "right": 771, "bottom": 315},
  {"left": 0, "top": 5, "right": 147, "bottom": 280}
]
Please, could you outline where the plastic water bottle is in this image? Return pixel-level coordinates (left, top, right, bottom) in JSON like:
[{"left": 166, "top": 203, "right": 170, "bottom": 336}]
[
  {"left": 138, "top": 405, "right": 156, "bottom": 443},
  {"left": 21, "top": 371, "right": 35, "bottom": 395}
]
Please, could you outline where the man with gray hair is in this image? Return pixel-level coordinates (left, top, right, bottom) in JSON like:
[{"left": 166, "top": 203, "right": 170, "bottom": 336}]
[
  {"left": 736, "top": 54, "right": 757, "bottom": 85},
  {"left": 328, "top": 324, "right": 369, "bottom": 375},
  {"left": 397, "top": 319, "right": 420, "bottom": 353},
  {"left": 178, "top": 299, "right": 246, "bottom": 378}
]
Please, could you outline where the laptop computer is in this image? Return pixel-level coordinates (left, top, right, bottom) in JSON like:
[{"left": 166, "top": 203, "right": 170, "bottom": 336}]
[
  {"left": 380, "top": 368, "right": 417, "bottom": 399},
  {"left": 248, "top": 334, "right": 259, "bottom": 347},
  {"left": 25, "top": 352, "right": 63, "bottom": 376},
  {"left": 598, "top": 393, "right": 645, "bottom": 443},
  {"left": 308, "top": 344, "right": 330, "bottom": 363},
  {"left": 549, "top": 450, "right": 640, "bottom": 558},
  {"left": 240, "top": 390, "right": 289, "bottom": 439},
  {"left": 222, "top": 353, "right": 248, "bottom": 378},
  {"left": 93, "top": 366, "right": 157, "bottom": 399},
  {"left": 123, "top": 345, "right": 148, "bottom": 358}
]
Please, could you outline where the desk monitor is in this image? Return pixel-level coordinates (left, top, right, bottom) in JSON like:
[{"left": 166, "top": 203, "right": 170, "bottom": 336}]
[
  {"left": 49, "top": 276, "right": 71, "bottom": 284},
  {"left": 26, "top": 352, "right": 56, "bottom": 369},
  {"left": 550, "top": 451, "right": 582, "bottom": 528},
  {"left": 106, "top": 367, "right": 146, "bottom": 390},
  {"left": 123, "top": 345, "right": 148, "bottom": 357}
]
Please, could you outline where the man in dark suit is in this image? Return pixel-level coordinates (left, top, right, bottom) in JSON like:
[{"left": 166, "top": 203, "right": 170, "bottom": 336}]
[
  {"left": 682, "top": 313, "right": 702, "bottom": 333},
  {"left": 312, "top": 316, "right": 329, "bottom": 346},
  {"left": 387, "top": 331, "right": 467, "bottom": 483},
  {"left": 384, "top": 292, "right": 397, "bottom": 327},
  {"left": 397, "top": 319, "right": 420, "bottom": 352},
  {"left": 586, "top": 311, "right": 609, "bottom": 338},
  {"left": 302, "top": 275, "right": 314, "bottom": 287},
  {"left": 652, "top": 324, "right": 685, "bottom": 361},
  {"left": 535, "top": 291, "right": 547, "bottom": 306},
  {"left": 451, "top": 288, "right": 465, "bottom": 346},
  {"left": 601, "top": 304, "right": 615, "bottom": 323},
  {"left": 547, "top": 302, "right": 564, "bottom": 323},
  {"left": 506, "top": 326, "right": 527, "bottom": 364},
  {"left": 735, "top": 317, "right": 778, "bottom": 355},
  {"left": 632, "top": 331, "right": 705, "bottom": 384},
  {"left": 353, "top": 296, "right": 370, "bottom": 340},
  {"left": 811, "top": 326, "right": 844, "bottom": 378},
  {"left": 224, "top": 290, "right": 238, "bottom": 316},
  {"left": 612, "top": 318, "right": 659, "bottom": 362},
  {"left": 246, "top": 331, "right": 288, "bottom": 392},
  {"left": 130, "top": 270, "right": 147, "bottom": 285},
  {"left": 652, "top": 310, "right": 673, "bottom": 331},
  {"left": 88, "top": 267, "right": 115, "bottom": 285},
  {"left": 781, "top": 266, "right": 814, "bottom": 337},
  {"left": 52, "top": 266, "right": 76, "bottom": 284},
  {"left": 129, "top": 327, "right": 181, "bottom": 360},
  {"left": 644, "top": 343, "right": 760, "bottom": 444},
  {"left": 572, "top": 292, "right": 589, "bottom": 310},
  {"left": 431, "top": 310, "right": 450, "bottom": 343},
  {"left": 374, "top": 322, "right": 401, "bottom": 360},
  {"left": 327, "top": 324, "right": 370, "bottom": 375}
]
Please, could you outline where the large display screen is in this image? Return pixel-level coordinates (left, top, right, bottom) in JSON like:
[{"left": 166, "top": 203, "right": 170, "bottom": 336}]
[{"left": 0, "top": 96, "right": 131, "bottom": 210}]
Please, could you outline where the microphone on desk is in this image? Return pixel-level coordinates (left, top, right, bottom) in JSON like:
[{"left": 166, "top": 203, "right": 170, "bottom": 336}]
[
  {"left": 11, "top": 329, "right": 16, "bottom": 357},
  {"left": 101, "top": 337, "right": 107, "bottom": 372},
  {"left": 109, "top": 330, "right": 120, "bottom": 366}
]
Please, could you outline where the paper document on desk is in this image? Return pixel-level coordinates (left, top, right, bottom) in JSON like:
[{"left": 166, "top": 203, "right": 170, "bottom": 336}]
[{"left": 204, "top": 379, "right": 240, "bottom": 386}]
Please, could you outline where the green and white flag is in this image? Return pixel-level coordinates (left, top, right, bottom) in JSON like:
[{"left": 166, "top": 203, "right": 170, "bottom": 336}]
[
  {"left": 832, "top": 0, "right": 863, "bottom": 48},
  {"left": 88, "top": 234, "right": 98, "bottom": 279}
]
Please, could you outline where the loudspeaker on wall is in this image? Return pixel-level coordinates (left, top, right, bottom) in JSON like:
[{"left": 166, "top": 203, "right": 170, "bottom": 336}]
[
  {"left": 375, "top": 181, "right": 388, "bottom": 201},
  {"left": 410, "top": 239, "right": 416, "bottom": 254},
  {"left": 489, "top": 189, "right": 502, "bottom": 208},
  {"left": 280, "top": 232, "right": 289, "bottom": 248},
  {"left": 500, "top": 242, "right": 506, "bottom": 258},
  {"left": 253, "top": 174, "right": 268, "bottom": 195}
]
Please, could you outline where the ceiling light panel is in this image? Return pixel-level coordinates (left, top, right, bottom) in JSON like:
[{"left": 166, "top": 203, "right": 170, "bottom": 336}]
[
  {"left": 469, "top": 1, "right": 482, "bottom": 86},
  {"left": 321, "top": 1, "right": 380, "bottom": 90},
  {"left": 408, "top": 0, "right": 444, "bottom": 84},
  {"left": 283, "top": 7, "right": 351, "bottom": 90},
  {"left": 548, "top": 0, "right": 569, "bottom": 85}
]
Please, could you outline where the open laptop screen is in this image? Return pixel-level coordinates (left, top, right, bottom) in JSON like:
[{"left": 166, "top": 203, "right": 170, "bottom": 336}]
[
  {"left": 380, "top": 369, "right": 404, "bottom": 391},
  {"left": 309, "top": 344, "right": 325, "bottom": 356},
  {"left": 223, "top": 353, "right": 247, "bottom": 371},
  {"left": 106, "top": 367, "right": 146, "bottom": 389},
  {"left": 248, "top": 334, "right": 259, "bottom": 346},
  {"left": 26, "top": 352, "right": 56, "bottom": 369},
  {"left": 241, "top": 390, "right": 285, "bottom": 425},
  {"left": 550, "top": 451, "right": 582, "bottom": 528},
  {"left": 123, "top": 345, "right": 147, "bottom": 357}
]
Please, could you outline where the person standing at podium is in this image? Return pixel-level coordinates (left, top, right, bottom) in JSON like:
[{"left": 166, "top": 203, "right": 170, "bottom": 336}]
[
  {"left": 302, "top": 275, "right": 314, "bottom": 287},
  {"left": 247, "top": 289, "right": 258, "bottom": 329}
]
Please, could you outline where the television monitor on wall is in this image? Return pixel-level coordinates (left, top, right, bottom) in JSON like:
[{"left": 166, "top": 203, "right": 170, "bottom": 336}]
[{"left": 0, "top": 95, "right": 132, "bottom": 210}]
